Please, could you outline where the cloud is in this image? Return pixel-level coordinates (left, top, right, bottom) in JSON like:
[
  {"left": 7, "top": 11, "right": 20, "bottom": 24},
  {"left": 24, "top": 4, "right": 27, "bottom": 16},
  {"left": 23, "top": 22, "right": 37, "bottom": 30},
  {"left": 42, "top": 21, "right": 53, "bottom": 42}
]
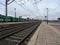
[{"left": 0, "top": 0, "right": 60, "bottom": 20}]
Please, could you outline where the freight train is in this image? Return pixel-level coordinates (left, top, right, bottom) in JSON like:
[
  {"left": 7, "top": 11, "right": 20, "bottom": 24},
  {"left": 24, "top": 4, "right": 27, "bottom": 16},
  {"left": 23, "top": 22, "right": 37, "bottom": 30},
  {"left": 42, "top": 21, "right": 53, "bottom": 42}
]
[{"left": 0, "top": 14, "right": 31, "bottom": 22}]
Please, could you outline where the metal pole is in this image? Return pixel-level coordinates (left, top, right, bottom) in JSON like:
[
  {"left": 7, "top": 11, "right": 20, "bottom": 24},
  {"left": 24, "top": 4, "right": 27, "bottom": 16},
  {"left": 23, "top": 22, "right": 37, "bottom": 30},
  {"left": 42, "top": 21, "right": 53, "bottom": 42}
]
[
  {"left": 5, "top": 0, "right": 8, "bottom": 23},
  {"left": 46, "top": 8, "right": 48, "bottom": 24}
]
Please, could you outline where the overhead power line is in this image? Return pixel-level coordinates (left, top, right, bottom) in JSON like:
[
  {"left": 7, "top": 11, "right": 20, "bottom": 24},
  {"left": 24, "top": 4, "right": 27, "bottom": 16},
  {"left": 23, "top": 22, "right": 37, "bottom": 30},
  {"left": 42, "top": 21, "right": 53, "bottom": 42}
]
[
  {"left": 55, "top": 0, "right": 60, "bottom": 6},
  {"left": 33, "top": 0, "right": 41, "bottom": 15},
  {"left": 55, "top": 3, "right": 60, "bottom": 9},
  {"left": 52, "top": 0, "right": 60, "bottom": 11},
  {"left": 31, "top": 0, "right": 40, "bottom": 15},
  {"left": 0, "top": 2, "right": 5, "bottom": 6},
  {"left": 15, "top": 1, "right": 35, "bottom": 15},
  {"left": 18, "top": 0, "right": 37, "bottom": 16}
]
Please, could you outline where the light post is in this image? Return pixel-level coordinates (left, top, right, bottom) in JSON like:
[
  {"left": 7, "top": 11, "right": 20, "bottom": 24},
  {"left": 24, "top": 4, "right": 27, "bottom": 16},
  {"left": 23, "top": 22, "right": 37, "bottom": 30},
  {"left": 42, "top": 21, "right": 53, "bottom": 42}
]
[
  {"left": 46, "top": 8, "right": 48, "bottom": 24},
  {"left": 14, "top": 8, "right": 16, "bottom": 18}
]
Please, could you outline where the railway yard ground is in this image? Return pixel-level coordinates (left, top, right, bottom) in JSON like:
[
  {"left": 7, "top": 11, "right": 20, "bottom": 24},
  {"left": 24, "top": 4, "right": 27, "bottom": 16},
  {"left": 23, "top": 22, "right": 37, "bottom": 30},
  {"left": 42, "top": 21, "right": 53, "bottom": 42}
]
[
  {"left": 0, "top": 21, "right": 60, "bottom": 45},
  {"left": 0, "top": 21, "right": 42, "bottom": 45},
  {"left": 0, "top": 22, "right": 28, "bottom": 28}
]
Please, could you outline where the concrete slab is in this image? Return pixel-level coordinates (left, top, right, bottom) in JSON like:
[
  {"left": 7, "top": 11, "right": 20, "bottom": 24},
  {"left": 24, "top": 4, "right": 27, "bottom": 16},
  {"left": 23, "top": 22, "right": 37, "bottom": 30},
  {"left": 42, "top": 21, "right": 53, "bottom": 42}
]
[
  {"left": 27, "top": 22, "right": 60, "bottom": 45},
  {"left": 27, "top": 22, "right": 42, "bottom": 45}
]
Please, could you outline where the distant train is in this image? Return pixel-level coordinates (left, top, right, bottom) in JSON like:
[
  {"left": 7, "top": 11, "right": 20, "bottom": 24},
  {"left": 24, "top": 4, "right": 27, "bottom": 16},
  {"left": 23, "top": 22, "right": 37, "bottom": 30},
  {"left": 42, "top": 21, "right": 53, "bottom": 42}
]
[{"left": 0, "top": 14, "right": 31, "bottom": 22}]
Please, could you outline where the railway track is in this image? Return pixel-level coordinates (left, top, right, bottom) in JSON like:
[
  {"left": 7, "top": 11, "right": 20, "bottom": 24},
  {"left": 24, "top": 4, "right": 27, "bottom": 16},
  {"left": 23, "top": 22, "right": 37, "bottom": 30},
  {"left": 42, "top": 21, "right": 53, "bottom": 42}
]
[{"left": 0, "top": 21, "right": 42, "bottom": 45}]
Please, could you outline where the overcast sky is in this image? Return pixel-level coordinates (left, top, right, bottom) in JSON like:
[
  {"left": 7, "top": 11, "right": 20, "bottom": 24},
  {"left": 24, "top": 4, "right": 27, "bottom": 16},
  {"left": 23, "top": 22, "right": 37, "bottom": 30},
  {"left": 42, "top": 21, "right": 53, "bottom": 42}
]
[{"left": 0, "top": 0, "right": 60, "bottom": 20}]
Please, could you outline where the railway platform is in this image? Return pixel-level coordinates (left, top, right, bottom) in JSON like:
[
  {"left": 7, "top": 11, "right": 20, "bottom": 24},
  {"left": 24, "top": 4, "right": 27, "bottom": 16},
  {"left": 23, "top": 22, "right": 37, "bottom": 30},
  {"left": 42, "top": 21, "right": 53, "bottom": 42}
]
[{"left": 27, "top": 22, "right": 60, "bottom": 45}]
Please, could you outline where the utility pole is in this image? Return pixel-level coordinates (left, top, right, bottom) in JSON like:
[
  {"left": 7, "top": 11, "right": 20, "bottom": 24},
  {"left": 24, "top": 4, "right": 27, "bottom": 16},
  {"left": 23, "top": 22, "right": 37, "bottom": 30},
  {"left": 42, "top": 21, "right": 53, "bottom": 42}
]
[
  {"left": 5, "top": 0, "right": 15, "bottom": 23},
  {"left": 46, "top": 8, "right": 48, "bottom": 24}
]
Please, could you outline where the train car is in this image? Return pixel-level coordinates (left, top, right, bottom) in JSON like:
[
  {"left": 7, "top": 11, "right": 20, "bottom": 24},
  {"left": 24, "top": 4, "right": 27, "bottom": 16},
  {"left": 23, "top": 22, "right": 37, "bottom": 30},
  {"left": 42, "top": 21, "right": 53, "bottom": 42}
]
[
  {"left": 0, "top": 14, "right": 5, "bottom": 22},
  {"left": 12, "top": 17, "right": 18, "bottom": 22},
  {"left": 6, "top": 16, "right": 13, "bottom": 22},
  {"left": 0, "top": 14, "right": 32, "bottom": 22},
  {"left": 0, "top": 14, "right": 12, "bottom": 22}
]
